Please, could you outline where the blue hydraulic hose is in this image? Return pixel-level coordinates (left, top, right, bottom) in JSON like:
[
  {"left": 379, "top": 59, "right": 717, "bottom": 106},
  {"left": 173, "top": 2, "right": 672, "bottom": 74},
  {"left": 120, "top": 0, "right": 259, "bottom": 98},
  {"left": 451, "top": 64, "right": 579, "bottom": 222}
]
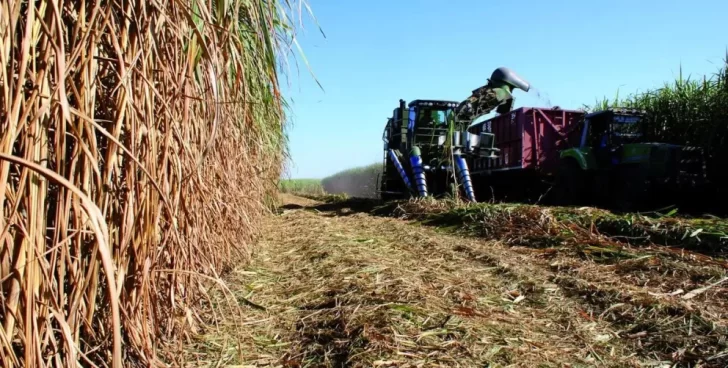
[
  {"left": 388, "top": 149, "right": 413, "bottom": 191},
  {"left": 455, "top": 155, "right": 476, "bottom": 202},
  {"left": 409, "top": 147, "right": 428, "bottom": 197}
]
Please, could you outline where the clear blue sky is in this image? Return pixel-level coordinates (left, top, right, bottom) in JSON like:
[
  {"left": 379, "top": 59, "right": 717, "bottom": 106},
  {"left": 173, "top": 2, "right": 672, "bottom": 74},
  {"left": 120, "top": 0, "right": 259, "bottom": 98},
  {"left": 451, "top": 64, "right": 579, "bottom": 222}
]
[{"left": 279, "top": 0, "right": 727, "bottom": 179}]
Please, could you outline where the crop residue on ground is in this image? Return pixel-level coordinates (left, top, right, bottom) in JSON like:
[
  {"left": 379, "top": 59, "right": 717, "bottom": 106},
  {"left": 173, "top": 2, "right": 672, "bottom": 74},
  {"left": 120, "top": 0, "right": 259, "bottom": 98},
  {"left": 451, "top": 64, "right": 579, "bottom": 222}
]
[{"left": 180, "top": 194, "right": 727, "bottom": 367}]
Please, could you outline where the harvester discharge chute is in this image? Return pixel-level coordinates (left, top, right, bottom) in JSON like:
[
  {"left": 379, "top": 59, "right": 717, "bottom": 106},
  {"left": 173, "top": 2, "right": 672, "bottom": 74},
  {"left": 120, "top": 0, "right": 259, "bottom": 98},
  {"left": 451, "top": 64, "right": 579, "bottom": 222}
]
[{"left": 379, "top": 67, "right": 531, "bottom": 201}]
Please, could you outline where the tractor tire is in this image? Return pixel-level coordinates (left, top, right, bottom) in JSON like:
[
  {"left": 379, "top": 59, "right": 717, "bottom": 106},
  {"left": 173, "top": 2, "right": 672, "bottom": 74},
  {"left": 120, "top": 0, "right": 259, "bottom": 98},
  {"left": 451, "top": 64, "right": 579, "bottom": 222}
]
[
  {"left": 554, "top": 160, "right": 587, "bottom": 206},
  {"left": 609, "top": 167, "right": 646, "bottom": 212}
]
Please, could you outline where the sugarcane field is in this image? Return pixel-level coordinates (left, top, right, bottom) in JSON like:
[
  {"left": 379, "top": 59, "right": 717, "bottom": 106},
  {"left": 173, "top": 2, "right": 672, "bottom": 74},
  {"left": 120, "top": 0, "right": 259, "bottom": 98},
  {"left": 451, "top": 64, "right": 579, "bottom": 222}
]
[{"left": 1, "top": 1, "right": 727, "bottom": 367}]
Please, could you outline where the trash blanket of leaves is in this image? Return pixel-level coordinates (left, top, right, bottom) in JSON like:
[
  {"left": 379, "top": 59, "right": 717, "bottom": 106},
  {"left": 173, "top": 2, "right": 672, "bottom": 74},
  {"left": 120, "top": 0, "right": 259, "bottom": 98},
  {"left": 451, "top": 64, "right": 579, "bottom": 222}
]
[{"left": 180, "top": 195, "right": 727, "bottom": 367}]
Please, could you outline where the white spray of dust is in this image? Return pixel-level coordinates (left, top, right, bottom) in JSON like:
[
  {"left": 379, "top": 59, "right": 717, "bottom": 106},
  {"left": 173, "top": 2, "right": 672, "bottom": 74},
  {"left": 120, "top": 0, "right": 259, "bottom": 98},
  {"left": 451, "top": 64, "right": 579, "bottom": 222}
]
[{"left": 529, "top": 87, "right": 553, "bottom": 108}]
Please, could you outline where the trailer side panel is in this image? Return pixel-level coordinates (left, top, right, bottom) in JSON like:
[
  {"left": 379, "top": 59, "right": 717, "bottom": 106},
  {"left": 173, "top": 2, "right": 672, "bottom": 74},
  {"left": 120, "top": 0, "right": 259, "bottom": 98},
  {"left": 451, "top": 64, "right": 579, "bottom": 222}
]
[{"left": 469, "top": 107, "right": 585, "bottom": 174}]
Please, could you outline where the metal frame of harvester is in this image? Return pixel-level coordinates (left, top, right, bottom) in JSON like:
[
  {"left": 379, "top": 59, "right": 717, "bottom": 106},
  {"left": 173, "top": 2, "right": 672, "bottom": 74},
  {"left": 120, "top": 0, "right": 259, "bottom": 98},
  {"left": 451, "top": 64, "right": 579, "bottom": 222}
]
[{"left": 378, "top": 99, "right": 499, "bottom": 201}]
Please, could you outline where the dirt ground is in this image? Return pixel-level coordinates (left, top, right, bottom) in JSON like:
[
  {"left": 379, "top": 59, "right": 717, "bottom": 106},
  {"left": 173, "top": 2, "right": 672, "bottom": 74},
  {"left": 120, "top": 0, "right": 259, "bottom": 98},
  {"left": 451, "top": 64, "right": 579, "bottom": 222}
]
[{"left": 179, "top": 194, "right": 727, "bottom": 368}]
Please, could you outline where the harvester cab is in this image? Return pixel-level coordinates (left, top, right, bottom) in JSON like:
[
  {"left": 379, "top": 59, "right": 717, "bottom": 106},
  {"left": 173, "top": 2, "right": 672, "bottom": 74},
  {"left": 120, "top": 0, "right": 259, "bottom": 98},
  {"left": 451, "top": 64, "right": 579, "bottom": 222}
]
[{"left": 379, "top": 67, "right": 531, "bottom": 201}]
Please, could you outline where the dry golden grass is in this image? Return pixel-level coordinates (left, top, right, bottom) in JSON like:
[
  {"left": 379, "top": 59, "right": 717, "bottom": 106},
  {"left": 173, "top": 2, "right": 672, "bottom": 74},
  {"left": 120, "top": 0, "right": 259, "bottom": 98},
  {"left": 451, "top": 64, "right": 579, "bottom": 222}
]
[
  {"left": 182, "top": 194, "right": 654, "bottom": 367},
  {"left": 305, "top": 196, "right": 728, "bottom": 366},
  {"left": 0, "top": 0, "right": 304, "bottom": 366}
]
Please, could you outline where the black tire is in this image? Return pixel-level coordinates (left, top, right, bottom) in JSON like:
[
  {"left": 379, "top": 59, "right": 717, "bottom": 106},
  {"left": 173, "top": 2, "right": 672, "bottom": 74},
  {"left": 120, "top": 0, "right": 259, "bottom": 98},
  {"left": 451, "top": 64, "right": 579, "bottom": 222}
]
[
  {"left": 609, "top": 166, "right": 645, "bottom": 212},
  {"left": 554, "top": 160, "right": 587, "bottom": 206}
]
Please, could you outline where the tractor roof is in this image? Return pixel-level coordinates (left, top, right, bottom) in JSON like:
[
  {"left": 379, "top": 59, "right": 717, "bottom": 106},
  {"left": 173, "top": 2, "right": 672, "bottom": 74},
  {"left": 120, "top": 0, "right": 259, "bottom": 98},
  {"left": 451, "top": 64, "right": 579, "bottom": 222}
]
[
  {"left": 407, "top": 99, "right": 459, "bottom": 108},
  {"left": 585, "top": 107, "right": 646, "bottom": 119}
]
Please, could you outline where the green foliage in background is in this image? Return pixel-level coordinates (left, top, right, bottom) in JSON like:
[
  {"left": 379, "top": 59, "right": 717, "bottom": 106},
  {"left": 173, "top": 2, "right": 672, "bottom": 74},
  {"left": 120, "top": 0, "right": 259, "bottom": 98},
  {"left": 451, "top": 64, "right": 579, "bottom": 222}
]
[
  {"left": 322, "top": 163, "right": 382, "bottom": 198},
  {"left": 279, "top": 179, "right": 325, "bottom": 196}
]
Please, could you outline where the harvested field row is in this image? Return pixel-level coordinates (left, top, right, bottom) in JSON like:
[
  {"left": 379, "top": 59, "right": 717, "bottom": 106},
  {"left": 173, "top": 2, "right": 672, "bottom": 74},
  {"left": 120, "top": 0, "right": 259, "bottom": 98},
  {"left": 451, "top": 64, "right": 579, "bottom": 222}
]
[
  {"left": 182, "top": 195, "right": 636, "bottom": 367},
  {"left": 301, "top": 195, "right": 728, "bottom": 364},
  {"left": 183, "top": 194, "right": 727, "bottom": 367}
]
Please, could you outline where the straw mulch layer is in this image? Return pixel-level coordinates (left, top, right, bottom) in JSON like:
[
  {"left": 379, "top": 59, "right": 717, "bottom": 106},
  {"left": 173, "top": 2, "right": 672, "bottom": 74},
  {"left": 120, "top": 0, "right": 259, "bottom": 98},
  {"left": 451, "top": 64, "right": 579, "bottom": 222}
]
[
  {"left": 182, "top": 194, "right": 726, "bottom": 367},
  {"left": 182, "top": 194, "right": 643, "bottom": 367},
  {"left": 1, "top": 1, "right": 291, "bottom": 366}
]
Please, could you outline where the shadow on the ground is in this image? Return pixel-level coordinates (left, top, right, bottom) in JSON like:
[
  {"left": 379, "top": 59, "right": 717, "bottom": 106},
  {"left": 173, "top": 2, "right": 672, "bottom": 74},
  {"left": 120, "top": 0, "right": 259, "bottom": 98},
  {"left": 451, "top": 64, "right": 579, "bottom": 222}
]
[
  {"left": 302, "top": 198, "right": 388, "bottom": 217},
  {"left": 286, "top": 196, "right": 727, "bottom": 260},
  {"left": 280, "top": 203, "right": 305, "bottom": 210}
]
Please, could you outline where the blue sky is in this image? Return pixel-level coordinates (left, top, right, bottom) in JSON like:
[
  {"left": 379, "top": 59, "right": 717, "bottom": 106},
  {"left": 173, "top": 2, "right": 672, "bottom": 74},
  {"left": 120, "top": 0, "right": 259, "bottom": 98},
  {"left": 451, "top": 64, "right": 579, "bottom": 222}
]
[{"left": 279, "top": 0, "right": 728, "bottom": 179}]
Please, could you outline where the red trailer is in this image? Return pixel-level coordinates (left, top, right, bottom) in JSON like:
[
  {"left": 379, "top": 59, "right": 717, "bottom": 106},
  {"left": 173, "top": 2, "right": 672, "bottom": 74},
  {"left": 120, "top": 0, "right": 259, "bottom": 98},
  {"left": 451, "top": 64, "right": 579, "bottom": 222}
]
[
  {"left": 468, "top": 107, "right": 585, "bottom": 174},
  {"left": 467, "top": 107, "right": 586, "bottom": 202}
]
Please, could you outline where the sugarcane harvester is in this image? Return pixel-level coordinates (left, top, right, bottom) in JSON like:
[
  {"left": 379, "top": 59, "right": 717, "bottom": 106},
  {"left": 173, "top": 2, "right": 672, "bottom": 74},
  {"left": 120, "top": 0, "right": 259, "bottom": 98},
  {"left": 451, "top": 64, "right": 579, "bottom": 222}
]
[{"left": 379, "top": 67, "right": 531, "bottom": 201}]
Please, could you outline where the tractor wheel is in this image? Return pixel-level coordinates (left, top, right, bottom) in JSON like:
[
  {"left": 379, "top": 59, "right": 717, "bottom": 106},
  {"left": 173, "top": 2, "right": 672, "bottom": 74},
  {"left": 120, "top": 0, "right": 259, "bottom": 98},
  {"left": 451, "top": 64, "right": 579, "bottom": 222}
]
[
  {"left": 554, "top": 160, "right": 587, "bottom": 206},
  {"left": 610, "top": 183, "right": 636, "bottom": 212},
  {"left": 610, "top": 168, "right": 646, "bottom": 212}
]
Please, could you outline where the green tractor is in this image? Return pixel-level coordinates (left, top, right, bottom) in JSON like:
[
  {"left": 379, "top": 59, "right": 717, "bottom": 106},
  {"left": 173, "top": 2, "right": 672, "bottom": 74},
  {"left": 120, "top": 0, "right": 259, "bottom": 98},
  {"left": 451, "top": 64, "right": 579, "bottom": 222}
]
[{"left": 555, "top": 108, "right": 707, "bottom": 210}]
